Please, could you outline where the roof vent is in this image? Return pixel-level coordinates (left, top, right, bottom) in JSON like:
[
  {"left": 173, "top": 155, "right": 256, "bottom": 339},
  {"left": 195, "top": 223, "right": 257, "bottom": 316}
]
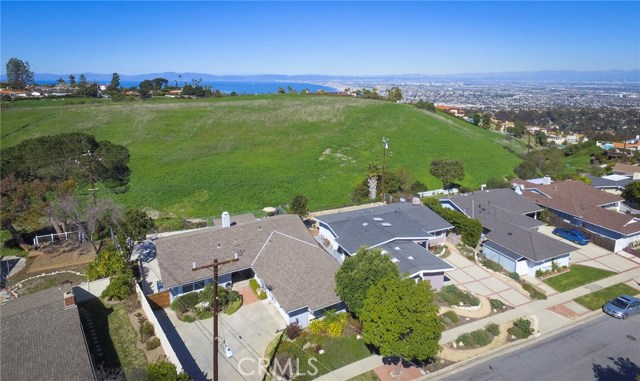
[
  {"left": 362, "top": 222, "right": 368, "bottom": 226},
  {"left": 407, "top": 256, "right": 415, "bottom": 260},
  {"left": 391, "top": 258, "right": 399, "bottom": 263},
  {"left": 394, "top": 246, "right": 401, "bottom": 250},
  {"left": 63, "top": 291, "right": 76, "bottom": 309},
  {"left": 381, "top": 222, "right": 392, "bottom": 227}
]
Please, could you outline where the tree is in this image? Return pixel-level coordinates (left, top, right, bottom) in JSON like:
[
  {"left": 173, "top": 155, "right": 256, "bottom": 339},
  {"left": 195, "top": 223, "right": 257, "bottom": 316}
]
[
  {"left": 481, "top": 113, "right": 493, "bottom": 129},
  {"left": 146, "top": 360, "right": 187, "bottom": 381},
  {"left": 430, "top": 159, "right": 464, "bottom": 190},
  {"left": 86, "top": 248, "right": 127, "bottom": 280},
  {"left": 151, "top": 77, "right": 168, "bottom": 91},
  {"left": 108, "top": 72, "right": 120, "bottom": 92},
  {"left": 535, "top": 131, "right": 548, "bottom": 146},
  {"left": 117, "top": 208, "right": 156, "bottom": 260},
  {"left": 5, "top": 58, "right": 34, "bottom": 89},
  {"left": 416, "top": 100, "right": 436, "bottom": 112},
  {"left": 138, "top": 79, "right": 154, "bottom": 98},
  {"left": 360, "top": 275, "right": 443, "bottom": 362},
  {"left": 79, "top": 74, "right": 87, "bottom": 86},
  {"left": 386, "top": 87, "right": 403, "bottom": 102},
  {"left": 69, "top": 75, "right": 76, "bottom": 86},
  {"left": 335, "top": 247, "right": 399, "bottom": 317},
  {"left": 512, "top": 121, "right": 526, "bottom": 138},
  {"left": 0, "top": 133, "right": 130, "bottom": 245},
  {"left": 470, "top": 112, "right": 482, "bottom": 126},
  {"left": 277, "top": 87, "right": 286, "bottom": 94},
  {"left": 622, "top": 182, "right": 640, "bottom": 207},
  {"left": 486, "top": 177, "right": 510, "bottom": 189},
  {"left": 289, "top": 194, "right": 309, "bottom": 218},
  {"left": 514, "top": 160, "right": 539, "bottom": 180}
]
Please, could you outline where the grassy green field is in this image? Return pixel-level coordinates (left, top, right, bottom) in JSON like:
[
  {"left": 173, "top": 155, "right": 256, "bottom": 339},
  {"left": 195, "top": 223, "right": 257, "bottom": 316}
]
[
  {"left": 574, "top": 283, "right": 639, "bottom": 310},
  {"left": 1, "top": 95, "right": 524, "bottom": 217},
  {"left": 543, "top": 264, "right": 616, "bottom": 292}
]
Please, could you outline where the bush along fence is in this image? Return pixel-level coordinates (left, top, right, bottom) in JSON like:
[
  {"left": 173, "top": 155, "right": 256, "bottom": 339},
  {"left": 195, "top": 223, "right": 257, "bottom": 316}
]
[{"left": 135, "top": 283, "right": 184, "bottom": 373}]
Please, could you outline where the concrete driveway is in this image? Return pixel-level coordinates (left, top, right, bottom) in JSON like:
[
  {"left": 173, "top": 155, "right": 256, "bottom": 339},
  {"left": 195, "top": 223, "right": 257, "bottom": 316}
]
[
  {"left": 164, "top": 299, "right": 285, "bottom": 381},
  {"left": 444, "top": 251, "right": 531, "bottom": 307},
  {"left": 537, "top": 225, "right": 640, "bottom": 272}
]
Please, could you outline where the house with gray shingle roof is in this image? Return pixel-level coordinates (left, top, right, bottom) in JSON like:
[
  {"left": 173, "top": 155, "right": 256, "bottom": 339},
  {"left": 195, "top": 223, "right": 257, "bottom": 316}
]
[
  {"left": 441, "top": 189, "right": 577, "bottom": 276},
  {"left": 1, "top": 286, "right": 96, "bottom": 381},
  {"left": 149, "top": 213, "right": 342, "bottom": 327},
  {"left": 314, "top": 203, "right": 454, "bottom": 289}
]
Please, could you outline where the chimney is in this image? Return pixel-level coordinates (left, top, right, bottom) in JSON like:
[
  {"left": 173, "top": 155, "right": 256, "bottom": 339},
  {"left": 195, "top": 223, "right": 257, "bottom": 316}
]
[
  {"left": 543, "top": 176, "right": 551, "bottom": 185},
  {"left": 221, "top": 211, "right": 231, "bottom": 228},
  {"left": 63, "top": 291, "right": 76, "bottom": 309},
  {"left": 633, "top": 172, "right": 640, "bottom": 180}
]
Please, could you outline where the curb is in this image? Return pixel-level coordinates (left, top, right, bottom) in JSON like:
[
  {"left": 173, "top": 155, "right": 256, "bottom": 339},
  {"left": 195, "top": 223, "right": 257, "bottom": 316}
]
[{"left": 419, "top": 310, "right": 603, "bottom": 380}]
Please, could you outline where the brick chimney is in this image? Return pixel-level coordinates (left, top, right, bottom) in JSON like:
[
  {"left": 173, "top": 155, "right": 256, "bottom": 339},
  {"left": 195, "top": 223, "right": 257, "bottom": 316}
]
[{"left": 63, "top": 291, "right": 76, "bottom": 309}]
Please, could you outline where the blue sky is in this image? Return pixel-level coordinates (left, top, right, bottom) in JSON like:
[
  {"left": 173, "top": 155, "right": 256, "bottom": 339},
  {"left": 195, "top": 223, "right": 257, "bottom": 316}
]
[{"left": 1, "top": 1, "right": 639, "bottom": 76}]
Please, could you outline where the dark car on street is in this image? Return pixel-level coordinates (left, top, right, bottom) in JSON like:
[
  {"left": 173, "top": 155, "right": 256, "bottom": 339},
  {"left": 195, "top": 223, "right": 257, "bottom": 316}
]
[
  {"left": 603, "top": 295, "right": 640, "bottom": 319},
  {"left": 552, "top": 228, "right": 590, "bottom": 245}
]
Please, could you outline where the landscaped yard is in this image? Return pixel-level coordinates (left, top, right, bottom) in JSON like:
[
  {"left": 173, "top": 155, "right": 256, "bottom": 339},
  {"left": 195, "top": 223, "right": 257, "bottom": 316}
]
[
  {"left": 574, "top": 283, "right": 640, "bottom": 310},
  {"left": 543, "top": 265, "right": 616, "bottom": 292},
  {"left": 79, "top": 299, "right": 147, "bottom": 379}
]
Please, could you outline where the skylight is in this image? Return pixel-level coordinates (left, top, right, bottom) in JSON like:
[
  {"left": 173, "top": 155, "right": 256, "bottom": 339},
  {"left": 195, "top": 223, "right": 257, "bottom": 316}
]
[
  {"left": 373, "top": 217, "right": 384, "bottom": 221},
  {"left": 362, "top": 222, "right": 368, "bottom": 226},
  {"left": 407, "top": 256, "right": 415, "bottom": 260},
  {"left": 391, "top": 258, "right": 399, "bottom": 263},
  {"left": 381, "top": 222, "right": 392, "bottom": 227}
]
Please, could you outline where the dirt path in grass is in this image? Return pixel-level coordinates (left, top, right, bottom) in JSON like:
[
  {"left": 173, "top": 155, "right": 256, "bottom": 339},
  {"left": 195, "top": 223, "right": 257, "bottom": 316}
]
[{"left": 438, "top": 321, "right": 511, "bottom": 362}]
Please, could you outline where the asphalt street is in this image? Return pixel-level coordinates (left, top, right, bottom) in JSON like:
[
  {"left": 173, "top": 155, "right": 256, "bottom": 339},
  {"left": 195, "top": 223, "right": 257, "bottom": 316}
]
[{"left": 443, "top": 315, "right": 640, "bottom": 381}]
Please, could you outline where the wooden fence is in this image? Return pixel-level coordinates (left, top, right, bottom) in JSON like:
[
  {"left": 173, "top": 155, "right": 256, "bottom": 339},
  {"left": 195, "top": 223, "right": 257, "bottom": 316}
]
[
  {"left": 547, "top": 216, "right": 616, "bottom": 252},
  {"left": 146, "top": 290, "right": 170, "bottom": 309}
]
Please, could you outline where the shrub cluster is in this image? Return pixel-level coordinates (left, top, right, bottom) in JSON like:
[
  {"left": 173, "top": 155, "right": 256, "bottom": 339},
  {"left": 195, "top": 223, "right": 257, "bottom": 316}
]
[
  {"left": 442, "top": 310, "right": 459, "bottom": 326},
  {"left": 307, "top": 311, "right": 348, "bottom": 338},
  {"left": 508, "top": 272, "right": 520, "bottom": 281},
  {"left": 480, "top": 257, "right": 504, "bottom": 272},
  {"left": 437, "top": 285, "right": 480, "bottom": 307},
  {"left": 170, "top": 284, "right": 242, "bottom": 321},
  {"left": 508, "top": 318, "right": 534, "bottom": 339},
  {"left": 423, "top": 197, "right": 483, "bottom": 247},
  {"left": 485, "top": 323, "right": 500, "bottom": 337},
  {"left": 490, "top": 299, "right": 504, "bottom": 310},
  {"left": 285, "top": 323, "right": 302, "bottom": 340},
  {"left": 101, "top": 268, "right": 135, "bottom": 301},
  {"left": 139, "top": 320, "right": 155, "bottom": 343},
  {"left": 145, "top": 337, "right": 161, "bottom": 351},
  {"left": 457, "top": 329, "right": 494, "bottom": 348}
]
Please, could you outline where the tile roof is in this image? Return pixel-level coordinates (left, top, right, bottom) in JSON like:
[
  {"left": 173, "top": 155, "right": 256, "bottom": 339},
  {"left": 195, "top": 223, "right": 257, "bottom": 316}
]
[
  {"left": 379, "top": 242, "right": 454, "bottom": 276},
  {"left": 1, "top": 287, "right": 95, "bottom": 381},
  {"left": 155, "top": 214, "right": 317, "bottom": 289},
  {"left": 315, "top": 203, "right": 453, "bottom": 254},
  {"left": 613, "top": 163, "right": 640, "bottom": 175},
  {"left": 515, "top": 180, "right": 640, "bottom": 235},
  {"left": 252, "top": 232, "right": 341, "bottom": 312}
]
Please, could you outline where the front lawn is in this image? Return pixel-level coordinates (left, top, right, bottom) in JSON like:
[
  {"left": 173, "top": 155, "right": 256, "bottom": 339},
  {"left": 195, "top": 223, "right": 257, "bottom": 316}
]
[
  {"left": 574, "top": 283, "right": 640, "bottom": 310},
  {"left": 348, "top": 370, "right": 380, "bottom": 381},
  {"left": 543, "top": 265, "right": 615, "bottom": 292}
]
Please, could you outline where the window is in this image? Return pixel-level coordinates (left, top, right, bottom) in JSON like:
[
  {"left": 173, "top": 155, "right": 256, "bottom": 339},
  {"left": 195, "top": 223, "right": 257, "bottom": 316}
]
[
  {"left": 194, "top": 280, "right": 205, "bottom": 291},
  {"left": 182, "top": 284, "right": 194, "bottom": 293}
]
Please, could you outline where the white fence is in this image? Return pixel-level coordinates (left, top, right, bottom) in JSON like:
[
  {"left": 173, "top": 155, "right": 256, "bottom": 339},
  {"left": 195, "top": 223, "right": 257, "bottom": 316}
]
[
  {"left": 418, "top": 188, "right": 459, "bottom": 198},
  {"left": 33, "top": 231, "right": 83, "bottom": 247},
  {"left": 135, "top": 283, "right": 184, "bottom": 373}
]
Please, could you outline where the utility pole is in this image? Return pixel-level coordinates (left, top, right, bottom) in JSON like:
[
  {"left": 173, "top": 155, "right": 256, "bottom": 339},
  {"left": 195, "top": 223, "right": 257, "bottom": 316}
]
[
  {"left": 83, "top": 150, "right": 98, "bottom": 207},
  {"left": 192, "top": 254, "right": 239, "bottom": 381},
  {"left": 381, "top": 137, "right": 389, "bottom": 203}
]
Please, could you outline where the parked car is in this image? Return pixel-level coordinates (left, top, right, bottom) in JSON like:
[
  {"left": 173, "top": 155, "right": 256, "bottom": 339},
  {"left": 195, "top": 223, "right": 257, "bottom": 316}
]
[
  {"left": 602, "top": 295, "right": 640, "bottom": 319},
  {"left": 552, "top": 228, "right": 589, "bottom": 245}
]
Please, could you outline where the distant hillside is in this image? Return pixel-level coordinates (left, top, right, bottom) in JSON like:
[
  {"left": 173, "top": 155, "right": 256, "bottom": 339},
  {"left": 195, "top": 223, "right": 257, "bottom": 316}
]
[
  {"left": 2, "top": 69, "right": 637, "bottom": 84},
  {"left": 0, "top": 95, "right": 524, "bottom": 217}
]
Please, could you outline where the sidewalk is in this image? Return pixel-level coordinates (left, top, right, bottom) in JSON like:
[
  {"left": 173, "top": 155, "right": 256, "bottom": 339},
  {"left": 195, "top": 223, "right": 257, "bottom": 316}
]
[{"left": 314, "top": 268, "right": 640, "bottom": 381}]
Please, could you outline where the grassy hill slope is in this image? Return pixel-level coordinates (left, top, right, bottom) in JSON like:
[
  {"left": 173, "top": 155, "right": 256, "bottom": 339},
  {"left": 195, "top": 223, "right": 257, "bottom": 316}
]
[{"left": 1, "top": 95, "right": 524, "bottom": 217}]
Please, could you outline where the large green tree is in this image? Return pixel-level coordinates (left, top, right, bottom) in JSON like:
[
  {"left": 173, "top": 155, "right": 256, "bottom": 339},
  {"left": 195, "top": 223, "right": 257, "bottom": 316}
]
[
  {"left": 108, "top": 72, "right": 120, "bottom": 92},
  {"left": 5, "top": 57, "right": 34, "bottom": 89},
  {"left": 622, "top": 182, "right": 640, "bottom": 207},
  {"left": 0, "top": 133, "right": 130, "bottom": 245},
  {"left": 429, "top": 159, "right": 465, "bottom": 190},
  {"left": 117, "top": 208, "right": 156, "bottom": 260},
  {"left": 289, "top": 194, "right": 309, "bottom": 218},
  {"left": 360, "top": 275, "right": 443, "bottom": 361},
  {"left": 386, "top": 87, "right": 403, "bottom": 102},
  {"left": 335, "top": 247, "right": 399, "bottom": 317}
]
